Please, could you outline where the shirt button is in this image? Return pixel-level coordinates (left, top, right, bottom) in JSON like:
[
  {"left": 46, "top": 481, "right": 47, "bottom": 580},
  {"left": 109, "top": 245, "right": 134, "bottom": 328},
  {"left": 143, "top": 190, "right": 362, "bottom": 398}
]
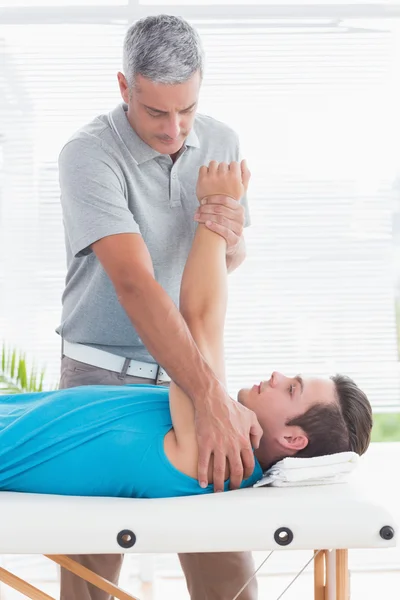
[{"left": 172, "top": 173, "right": 177, "bottom": 179}]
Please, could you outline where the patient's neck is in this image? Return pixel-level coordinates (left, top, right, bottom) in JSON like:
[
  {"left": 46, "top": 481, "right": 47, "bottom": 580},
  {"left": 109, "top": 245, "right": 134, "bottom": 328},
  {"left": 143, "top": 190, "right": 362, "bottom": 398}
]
[{"left": 254, "top": 444, "right": 279, "bottom": 472}]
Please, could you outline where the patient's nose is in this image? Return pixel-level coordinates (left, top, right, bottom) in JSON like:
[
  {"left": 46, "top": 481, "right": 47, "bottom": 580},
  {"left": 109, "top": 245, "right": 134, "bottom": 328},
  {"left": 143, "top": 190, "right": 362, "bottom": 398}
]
[{"left": 270, "top": 371, "right": 284, "bottom": 387}]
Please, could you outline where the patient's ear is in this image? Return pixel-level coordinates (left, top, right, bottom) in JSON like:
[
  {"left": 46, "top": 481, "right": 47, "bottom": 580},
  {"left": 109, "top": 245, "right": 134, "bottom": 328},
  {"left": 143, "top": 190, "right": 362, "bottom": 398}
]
[{"left": 279, "top": 426, "right": 308, "bottom": 452}]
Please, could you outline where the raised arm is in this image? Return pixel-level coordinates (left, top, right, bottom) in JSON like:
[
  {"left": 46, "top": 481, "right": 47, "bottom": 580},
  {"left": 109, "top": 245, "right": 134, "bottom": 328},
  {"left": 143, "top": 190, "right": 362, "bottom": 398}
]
[
  {"left": 169, "top": 161, "right": 259, "bottom": 492},
  {"left": 168, "top": 206, "right": 228, "bottom": 452}
]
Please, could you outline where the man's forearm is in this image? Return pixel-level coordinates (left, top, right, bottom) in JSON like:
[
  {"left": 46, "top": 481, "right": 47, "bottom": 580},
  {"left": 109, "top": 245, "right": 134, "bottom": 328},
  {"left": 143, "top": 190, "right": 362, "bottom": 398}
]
[
  {"left": 116, "top": 274, "right": 222, "bottom": 407},
  {"left": 226, "top": 235, "right": 246, "bottom": 273}
]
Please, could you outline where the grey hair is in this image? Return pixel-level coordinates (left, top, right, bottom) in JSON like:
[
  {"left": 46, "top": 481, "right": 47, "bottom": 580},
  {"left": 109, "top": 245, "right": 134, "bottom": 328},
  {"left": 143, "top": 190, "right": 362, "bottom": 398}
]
[{"left": 122, "top": 15, "right": 204, "bottom": 87}]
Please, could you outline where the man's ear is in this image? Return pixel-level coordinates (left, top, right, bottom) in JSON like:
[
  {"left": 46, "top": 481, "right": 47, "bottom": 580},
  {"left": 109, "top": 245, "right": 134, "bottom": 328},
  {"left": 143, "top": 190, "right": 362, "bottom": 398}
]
[
  {"left": 280, "top": 426, "right": 308, "bottom": 452},
  {"left": 117, "top": 72, "right": 130, "bottom": 103}
]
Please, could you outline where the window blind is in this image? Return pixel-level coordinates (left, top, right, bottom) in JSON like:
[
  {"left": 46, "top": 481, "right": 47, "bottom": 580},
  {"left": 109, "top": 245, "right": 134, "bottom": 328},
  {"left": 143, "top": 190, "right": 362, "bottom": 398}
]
[
  {"left": 0, "top": 23, "right": 127, "bottom": 387},
  {"left": 0, "top": 13, "right": 399, "bottom": 409},
  {"left": 195, "top": 22, "right": 400, "bottom": 409}
]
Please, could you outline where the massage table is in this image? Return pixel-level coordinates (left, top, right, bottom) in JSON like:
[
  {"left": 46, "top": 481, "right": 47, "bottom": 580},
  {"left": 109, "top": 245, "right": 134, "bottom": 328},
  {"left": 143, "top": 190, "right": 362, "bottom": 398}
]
[{"left": 0, "top": 478, "right": 396, "bottom": 600}]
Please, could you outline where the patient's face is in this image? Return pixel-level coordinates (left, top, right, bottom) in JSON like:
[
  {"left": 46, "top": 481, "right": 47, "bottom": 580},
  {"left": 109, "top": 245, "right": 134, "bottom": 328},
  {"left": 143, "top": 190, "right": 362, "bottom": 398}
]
[{"left": 238, "top": 372, "right": 337, "bottom": 444}]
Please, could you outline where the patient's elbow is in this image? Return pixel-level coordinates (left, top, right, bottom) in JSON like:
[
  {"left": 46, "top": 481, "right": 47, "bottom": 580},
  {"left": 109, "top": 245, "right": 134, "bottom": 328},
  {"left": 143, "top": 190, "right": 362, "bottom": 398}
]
[
  {"left": 181, "top": 309, "right": 225, "bottom": 347},
  {"left": 181, "top": 310, "right": 208, "bottom": 332},
  {"left": 180, "top": 284, "right": 226, "bottom": 322},
  {"left": 180, "top": 300, "right": 209, "bottom": 324}
]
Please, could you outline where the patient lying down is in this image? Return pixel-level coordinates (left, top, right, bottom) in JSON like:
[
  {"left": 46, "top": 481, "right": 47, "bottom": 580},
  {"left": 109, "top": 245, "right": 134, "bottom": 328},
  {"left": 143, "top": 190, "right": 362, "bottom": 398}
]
[{"left": 0, "top": 162, "right": 372, "bottom": 499}]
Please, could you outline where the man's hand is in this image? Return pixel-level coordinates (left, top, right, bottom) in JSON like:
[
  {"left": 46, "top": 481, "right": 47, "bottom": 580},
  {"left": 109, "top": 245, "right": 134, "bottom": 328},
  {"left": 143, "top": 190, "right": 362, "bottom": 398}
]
[
  {"left": 194, "top": 387, "right": 263, "bottom": 493},
  {"left": 194, "top": 160, "right": 251, "bottom": 254}
]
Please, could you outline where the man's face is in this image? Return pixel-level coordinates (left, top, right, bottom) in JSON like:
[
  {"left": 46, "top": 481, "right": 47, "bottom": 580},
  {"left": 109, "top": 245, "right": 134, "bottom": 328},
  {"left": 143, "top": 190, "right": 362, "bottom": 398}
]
[
  {"left": 238, "top": 371, "right": 337, "bottom": 451},
  {"left": 118, "top": 71, "right": 201, "bottom": 156}
]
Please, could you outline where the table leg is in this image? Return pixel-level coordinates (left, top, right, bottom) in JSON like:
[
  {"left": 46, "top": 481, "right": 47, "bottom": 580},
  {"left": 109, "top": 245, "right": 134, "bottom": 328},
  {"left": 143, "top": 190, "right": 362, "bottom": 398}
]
[
  {"left": 0, "top": 566, "right": 55, "bottom": 600},
  {"left": 336, "top": 550, "right": 349, "bottom": 600},
  {"left": 314, "top": 550, "right": 326, "bottom": 600},
  {"left": 46, "top": 555, "right": 140, "bottom": 600}
]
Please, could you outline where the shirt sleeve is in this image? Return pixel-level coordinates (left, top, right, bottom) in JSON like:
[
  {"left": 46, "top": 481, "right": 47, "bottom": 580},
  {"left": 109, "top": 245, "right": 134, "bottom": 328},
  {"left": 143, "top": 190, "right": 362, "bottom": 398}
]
[{"left": 58, "top": 138, "right": 141, "bottom": 258}]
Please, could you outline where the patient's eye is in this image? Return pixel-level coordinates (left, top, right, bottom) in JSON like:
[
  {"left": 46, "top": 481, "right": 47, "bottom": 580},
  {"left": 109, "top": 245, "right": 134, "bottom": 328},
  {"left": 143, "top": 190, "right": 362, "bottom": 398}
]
[{"left": 289, "top": 384, "right": 295, "bottom": 396}]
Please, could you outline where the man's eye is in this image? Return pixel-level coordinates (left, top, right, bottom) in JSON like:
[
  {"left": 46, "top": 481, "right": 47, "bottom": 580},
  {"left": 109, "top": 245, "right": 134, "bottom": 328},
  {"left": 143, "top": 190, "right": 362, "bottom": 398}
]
[
  {"left": 148, "top": 112, "right": 163, "bottom": 118},
  {"left": 289, "top": 384, "right": 295, "bottom": 395}
]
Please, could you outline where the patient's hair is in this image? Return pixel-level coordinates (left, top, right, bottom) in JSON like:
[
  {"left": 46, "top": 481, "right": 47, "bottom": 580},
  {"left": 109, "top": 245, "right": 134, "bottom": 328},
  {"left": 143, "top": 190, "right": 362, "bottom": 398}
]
[{"left": 287, "top": 374, "right": 373, "bottom": 458}]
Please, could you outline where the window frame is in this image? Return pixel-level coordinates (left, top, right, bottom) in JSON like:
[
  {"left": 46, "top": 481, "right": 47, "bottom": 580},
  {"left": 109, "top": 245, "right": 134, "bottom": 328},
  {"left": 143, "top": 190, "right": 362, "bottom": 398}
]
[{"left": 0, "top": 2, "right": 399, "bottom": 25}]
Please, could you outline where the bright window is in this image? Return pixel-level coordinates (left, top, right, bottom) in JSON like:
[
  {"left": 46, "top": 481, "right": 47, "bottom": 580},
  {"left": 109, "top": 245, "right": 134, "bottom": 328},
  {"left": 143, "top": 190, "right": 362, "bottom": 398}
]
[{"left": 0, "top": 8, "right": 399, "bottom": 412}]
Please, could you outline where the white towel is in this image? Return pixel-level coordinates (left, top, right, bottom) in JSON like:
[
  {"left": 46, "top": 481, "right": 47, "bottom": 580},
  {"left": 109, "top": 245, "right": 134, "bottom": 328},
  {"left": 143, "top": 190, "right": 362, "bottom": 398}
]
[{"left": 253, "top": 451, "right": 359, "bottom": 488}]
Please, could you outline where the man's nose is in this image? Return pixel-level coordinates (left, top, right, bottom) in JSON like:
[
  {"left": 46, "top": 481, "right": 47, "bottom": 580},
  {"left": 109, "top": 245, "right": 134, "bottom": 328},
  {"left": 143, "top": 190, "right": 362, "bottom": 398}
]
[{"left": 164, "top": 117, "right": 180, "bottom": 139}]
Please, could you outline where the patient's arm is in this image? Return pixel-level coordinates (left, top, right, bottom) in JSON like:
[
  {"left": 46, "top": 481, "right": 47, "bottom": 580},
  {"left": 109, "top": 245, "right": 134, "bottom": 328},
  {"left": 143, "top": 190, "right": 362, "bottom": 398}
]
[
  {"left": 168, "top": 219, "right": 228, "bottom": 448},
  {"left": 169, "top": 162, "right": 248, "bottom": 449}
]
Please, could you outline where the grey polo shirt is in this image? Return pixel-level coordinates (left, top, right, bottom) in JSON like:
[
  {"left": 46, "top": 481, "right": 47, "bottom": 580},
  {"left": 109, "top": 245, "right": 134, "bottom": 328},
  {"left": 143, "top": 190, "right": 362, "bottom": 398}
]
[{"left": 57, "top": 103, "right": 249, "bottom": 363}]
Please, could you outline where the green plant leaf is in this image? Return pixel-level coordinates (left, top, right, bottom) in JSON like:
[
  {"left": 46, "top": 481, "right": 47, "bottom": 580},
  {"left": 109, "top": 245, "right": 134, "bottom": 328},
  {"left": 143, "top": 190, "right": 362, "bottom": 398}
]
[
  {"left": 0, "top": 343, "right": 48, "bottom": 394},
  {"left": 28, "top": 365, "right": 36, "bottom": 392},
  {"left": 10, "top": 349, "right": 16, "bottom": 380},
  {"left": 39, "top": 370, "right": 45, "bottom": 392},
  {"left": 0, "top": 374, "right": 22, "bottom": 394},
  {"left": 1, "top": 344, "right": 5, "bottom": 373}
]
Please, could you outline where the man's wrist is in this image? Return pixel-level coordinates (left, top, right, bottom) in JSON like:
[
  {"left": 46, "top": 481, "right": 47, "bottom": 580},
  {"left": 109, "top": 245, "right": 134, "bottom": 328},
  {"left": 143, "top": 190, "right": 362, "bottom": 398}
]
[{"left": 190, "top": 368, "right": 226, "bottom": 411}]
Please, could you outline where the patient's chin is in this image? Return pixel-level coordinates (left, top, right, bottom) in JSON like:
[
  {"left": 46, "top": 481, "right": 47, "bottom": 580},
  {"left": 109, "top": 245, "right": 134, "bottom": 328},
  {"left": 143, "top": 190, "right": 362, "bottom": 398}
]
[{"left": 237, "top": 388, "right": 249, "bottom": 405}]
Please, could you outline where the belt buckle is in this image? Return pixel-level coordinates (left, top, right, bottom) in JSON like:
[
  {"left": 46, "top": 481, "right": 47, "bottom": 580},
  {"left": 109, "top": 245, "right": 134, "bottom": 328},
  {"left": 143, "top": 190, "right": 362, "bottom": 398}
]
[{"left": 155, "top": 365, "right": 169, "bottom": 386}]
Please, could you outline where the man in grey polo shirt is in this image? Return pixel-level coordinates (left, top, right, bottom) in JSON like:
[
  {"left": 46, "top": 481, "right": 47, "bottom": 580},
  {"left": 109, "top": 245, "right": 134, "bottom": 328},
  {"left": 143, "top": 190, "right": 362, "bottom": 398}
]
[{"left": 57, "top": 14, "right": 262, "bottom": 600}]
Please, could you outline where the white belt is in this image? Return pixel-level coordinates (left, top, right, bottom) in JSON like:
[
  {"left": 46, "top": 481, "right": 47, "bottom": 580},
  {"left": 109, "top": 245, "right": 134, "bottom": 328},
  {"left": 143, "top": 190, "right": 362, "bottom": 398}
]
[{"left": 63, "top": 340, "right": 171, "bottom": 384}]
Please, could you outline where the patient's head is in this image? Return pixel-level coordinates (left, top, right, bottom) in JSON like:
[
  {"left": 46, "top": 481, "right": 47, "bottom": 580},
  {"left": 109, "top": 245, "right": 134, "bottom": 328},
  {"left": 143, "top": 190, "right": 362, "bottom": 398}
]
[{"left": 237, "top": 371, "right": 372, "bottom": 469}]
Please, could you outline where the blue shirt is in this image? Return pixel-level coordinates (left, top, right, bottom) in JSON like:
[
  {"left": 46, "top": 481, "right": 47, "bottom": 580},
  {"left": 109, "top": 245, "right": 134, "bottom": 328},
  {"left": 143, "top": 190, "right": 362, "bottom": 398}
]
[{"left": 0, "top": 385, "right": 262, "bottom": 498}]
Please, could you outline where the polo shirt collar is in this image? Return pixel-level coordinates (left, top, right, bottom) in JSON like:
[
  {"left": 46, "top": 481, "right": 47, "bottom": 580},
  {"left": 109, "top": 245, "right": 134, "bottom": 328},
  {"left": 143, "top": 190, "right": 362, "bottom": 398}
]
[
  {"left": 109, "top": 103, "right": 200, "bottom": 165},
  {"left": 185, "top": 125, "right": 200, "bottom": 149}
]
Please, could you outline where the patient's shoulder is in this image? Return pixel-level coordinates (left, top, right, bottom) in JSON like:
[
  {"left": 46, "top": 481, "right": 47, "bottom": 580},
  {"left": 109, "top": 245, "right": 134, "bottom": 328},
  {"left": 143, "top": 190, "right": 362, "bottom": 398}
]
[
  {"left": 164, "top": 429, "right": 199, "bottom": 478},
  {"left": 164, "top": 430, "right": 231, "bottom": 483}
]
